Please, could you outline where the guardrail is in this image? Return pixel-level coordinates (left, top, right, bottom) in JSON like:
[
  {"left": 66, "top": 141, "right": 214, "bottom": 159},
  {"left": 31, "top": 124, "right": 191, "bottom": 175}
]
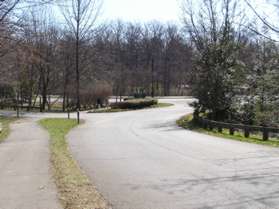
[{"left": 197, "top": 118, "right": 279, "bottom": 141}]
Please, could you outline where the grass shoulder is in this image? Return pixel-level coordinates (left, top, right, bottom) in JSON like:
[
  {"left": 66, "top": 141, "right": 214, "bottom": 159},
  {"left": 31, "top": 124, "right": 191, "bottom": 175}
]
[
  {"left": 177, "top": 114, "right": 279, "bottom": 147},
  {"left": 0, "top": 116, "right": 17, "bottom": 143},
  {"left": 39, "top": 118, "right": 110, "bottom": 209}
]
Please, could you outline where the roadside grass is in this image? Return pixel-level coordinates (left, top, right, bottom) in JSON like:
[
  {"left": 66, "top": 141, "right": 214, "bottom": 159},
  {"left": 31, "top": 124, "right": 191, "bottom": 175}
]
[
  {"left": 88, "top": 102, "right": 174, "bottom": 113},
  {"left": 151, "top": 103, "right": 174, "bottom": 108},
  {"left": 39, "top": 118, "right": 109, "bottom": 209},
  {"left": 177, "top": 114, "right": 279, "bottom": 147},
  {"left": 0, "top": 116, "right": 16, "bottom": 143}
]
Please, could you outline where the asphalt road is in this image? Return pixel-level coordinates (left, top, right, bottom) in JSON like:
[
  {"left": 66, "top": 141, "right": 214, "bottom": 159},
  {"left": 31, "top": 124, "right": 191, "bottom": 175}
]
[{"left": 68, "top": 99, "right": 279, "bottom": 209}]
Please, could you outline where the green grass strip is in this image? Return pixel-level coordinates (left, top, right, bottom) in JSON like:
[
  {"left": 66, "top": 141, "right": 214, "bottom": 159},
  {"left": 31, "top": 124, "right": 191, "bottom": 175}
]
[
  {"left": 177, "top": 114, "right": 279, "bottom": 147},
  {"left": 40, "top": 118, "right": 109, "bottom": 209},
  {"left": 0, "top": 116, "right": 16, "bottom": 143}
]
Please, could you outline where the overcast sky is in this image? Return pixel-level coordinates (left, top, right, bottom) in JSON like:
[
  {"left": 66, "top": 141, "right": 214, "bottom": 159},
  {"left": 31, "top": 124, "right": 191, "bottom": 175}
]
[
  {"left": 98, "top": 0, "right": 277, "bottom": 24},
  {"left": 100, "top": 0, "right": 181, "bottom": 23}
]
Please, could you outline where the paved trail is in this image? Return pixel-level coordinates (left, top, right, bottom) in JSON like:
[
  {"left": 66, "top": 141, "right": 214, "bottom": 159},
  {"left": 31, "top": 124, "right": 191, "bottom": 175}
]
[
  {"left": 68, "top": 99, "right": 279, "bottom": 209},
  {"left": 0, "top": 118, "right": 61, "bottom": 209}
]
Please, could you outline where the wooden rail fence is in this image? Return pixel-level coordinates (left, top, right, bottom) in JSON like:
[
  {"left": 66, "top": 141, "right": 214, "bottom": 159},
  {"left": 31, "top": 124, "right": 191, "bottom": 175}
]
[{"left": 197, "top": 118, "right": 279, "bottom": 141}]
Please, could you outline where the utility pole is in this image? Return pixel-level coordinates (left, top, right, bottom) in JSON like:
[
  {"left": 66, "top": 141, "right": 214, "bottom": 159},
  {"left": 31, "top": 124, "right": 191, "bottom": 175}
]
[
  {"left": 16, "top": 90, "right": 19, "bottom": 118},
  {"left": 151, "top": 58, "right": 155, "bottom": 98},
  {"left": 75, "top": 0, "right": 81, "bottom": 124}
]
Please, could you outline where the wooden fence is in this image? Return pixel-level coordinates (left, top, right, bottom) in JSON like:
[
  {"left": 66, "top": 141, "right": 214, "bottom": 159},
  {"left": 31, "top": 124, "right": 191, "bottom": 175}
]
[{"left": 197, "top": 118, "right": 279, "bottom": 141}]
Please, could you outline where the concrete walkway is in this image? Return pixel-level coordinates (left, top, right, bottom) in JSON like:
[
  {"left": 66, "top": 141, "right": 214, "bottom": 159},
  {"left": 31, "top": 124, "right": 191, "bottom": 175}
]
[{"left": 0, "top": 118, "right": 61, "bottom": 209}]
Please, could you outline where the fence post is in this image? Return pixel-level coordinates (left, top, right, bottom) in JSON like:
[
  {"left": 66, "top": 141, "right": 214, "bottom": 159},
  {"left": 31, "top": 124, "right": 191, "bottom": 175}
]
[
  {"left": 16, "top": 91, "right": 20, "bottom": 118},
  {"left": 202, "top": 120, "right": 207, "bottom": 129},
  {"left": 229, "top": 127, "right": 234, "bottom": 135},
  {"left": 209, "top": 122, "right": 213, "bottom": 131},
  {"left": 244, "top": 127, "right": 250, "bottom": 138},
  {"left": 39, "top": 96, "right": 42, "bottom": 112},
  {"left": 218, "top": 125, "right": 222, "bottom": 133},
  {"left": 263, "top": 128, "right": 269, "bottom": 141}
]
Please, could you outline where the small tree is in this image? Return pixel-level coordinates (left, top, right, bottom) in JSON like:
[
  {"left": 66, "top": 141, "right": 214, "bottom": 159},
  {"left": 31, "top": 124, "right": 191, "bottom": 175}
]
[{"left": 59, "top": 0, "right": 102, "bottom": 123}]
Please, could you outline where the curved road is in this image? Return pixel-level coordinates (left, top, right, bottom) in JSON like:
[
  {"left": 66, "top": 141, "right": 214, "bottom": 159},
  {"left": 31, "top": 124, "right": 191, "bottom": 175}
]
[{"left": 68, "top": 99, "right": 279, "bottom": 209}]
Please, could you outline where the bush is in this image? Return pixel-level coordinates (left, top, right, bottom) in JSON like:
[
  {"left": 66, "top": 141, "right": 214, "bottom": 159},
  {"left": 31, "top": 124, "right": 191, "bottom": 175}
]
[
  {"left": 79, "top": 82, "right": 112, "bottom": 109},
  {"left": 133, "top": 88, "right": 146, "bottom": 99},
  {"left": 110, "top": 99, "right": 158, "bottom": 110}
]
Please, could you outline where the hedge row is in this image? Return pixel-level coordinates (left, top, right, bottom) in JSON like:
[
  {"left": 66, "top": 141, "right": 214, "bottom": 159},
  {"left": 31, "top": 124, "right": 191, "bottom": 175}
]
[{"left": 110, "top": 99, "right": 158, "bottom": 110}]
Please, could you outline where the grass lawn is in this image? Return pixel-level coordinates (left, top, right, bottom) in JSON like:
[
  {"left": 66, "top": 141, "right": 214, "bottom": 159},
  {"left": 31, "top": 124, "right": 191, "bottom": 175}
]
[
  {"left": 88, "top": 102, "right": 174, "bottom": 113},
  {"left": 40, "top": 118, "right": 109, "bottom": 209},
  {"left": 0, "top": 116, "right": 16, "bottom": 143},
  {"left": 177, "top": 114, "right": 279, "bottom": 147}
]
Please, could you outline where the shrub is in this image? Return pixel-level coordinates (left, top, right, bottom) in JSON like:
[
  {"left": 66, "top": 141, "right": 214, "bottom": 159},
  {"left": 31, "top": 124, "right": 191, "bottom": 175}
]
[
  {"left": 110, "top": 99, "right": 158, "bottom": 110},
  {"left": 79, "top": 82, "right": 112, "bottom": 109},
  {"left": 133, "top": 88, "right": 146, "bottom": 99}
]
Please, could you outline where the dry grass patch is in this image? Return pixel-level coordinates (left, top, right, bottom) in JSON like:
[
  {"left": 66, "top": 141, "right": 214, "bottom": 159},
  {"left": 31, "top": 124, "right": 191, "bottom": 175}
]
[
  {"left": 0, "top": 116, "right": 16, "bottom": 143},
  {"left": 40, "top": 118, "right": 111, "bottom": 209}
]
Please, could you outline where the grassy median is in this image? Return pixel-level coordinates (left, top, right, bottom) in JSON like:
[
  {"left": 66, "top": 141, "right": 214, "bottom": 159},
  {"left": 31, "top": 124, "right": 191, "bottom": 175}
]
[
  {"left": 177, "top": 114, "right": 279, "bottom": 147},
  {"left": 0, "top": 116, "right": 16, "bottom": 143},
  {"left": 40, "top": 118, "right": 110, "bottom": 209},
  {"left": 153, "top": 103, "right": 174, "bottom": 108}
]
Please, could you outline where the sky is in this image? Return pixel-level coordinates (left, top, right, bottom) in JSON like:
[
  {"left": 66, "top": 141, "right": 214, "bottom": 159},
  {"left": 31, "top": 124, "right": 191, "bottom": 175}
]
[
  {"left": 48, "top": 0, "right": 278, "bottom": 38},
  {"left": 97, "top": 0, "right": 276, "bottom": 24},
  {"left": 100, "top": 0, "right": 181, "bottom": 23}
]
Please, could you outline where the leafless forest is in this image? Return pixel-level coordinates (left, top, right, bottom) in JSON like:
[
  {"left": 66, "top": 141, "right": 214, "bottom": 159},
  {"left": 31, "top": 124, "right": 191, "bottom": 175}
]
[{"left": 0, "top": 0, "right": 279, "bottom": 126}]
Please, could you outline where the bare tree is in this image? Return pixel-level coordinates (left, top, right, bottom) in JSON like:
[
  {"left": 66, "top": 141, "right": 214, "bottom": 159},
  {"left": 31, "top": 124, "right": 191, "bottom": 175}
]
[
  {"left": 59, "top": 0, "right": 102, "bottom": 123},
  {"left": 0, "top": 0, "right": 20, "bottom": 23},
  {"left": 0, "top": 0, "right": 56, "bottom": 23},
  {"left": 245, "top": 0, "right": 279, "bottom": 34}
]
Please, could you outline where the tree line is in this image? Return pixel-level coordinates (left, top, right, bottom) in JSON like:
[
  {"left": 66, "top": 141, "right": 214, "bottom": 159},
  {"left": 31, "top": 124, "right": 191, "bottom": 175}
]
[
  {"left": 0, "top": 0, "right": 279, "bottom": 126},
  {"left": 0, "top": 0, "right": 193, "bottom": 114}
]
